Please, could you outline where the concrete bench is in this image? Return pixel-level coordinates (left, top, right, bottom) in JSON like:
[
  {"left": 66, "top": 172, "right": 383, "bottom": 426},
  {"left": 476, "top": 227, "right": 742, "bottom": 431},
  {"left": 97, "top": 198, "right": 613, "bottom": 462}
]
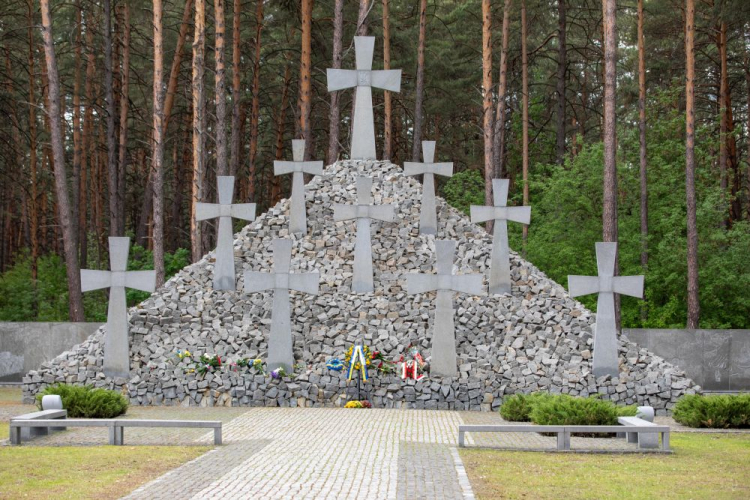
[
  {"left": 9, "top": 418, "right": 222, "bottom": 446},
  {"left": 111, "top": 419, "right": 223, "bottom": 446},
  {"left": 618, "top": 416, "right": 663, "bottom": 449},
  {"left": 458, "top": 423, "right": 670, "bottom": 452},
  {"left": 9, "top": 409, "right": 67, "bottom": 444}
]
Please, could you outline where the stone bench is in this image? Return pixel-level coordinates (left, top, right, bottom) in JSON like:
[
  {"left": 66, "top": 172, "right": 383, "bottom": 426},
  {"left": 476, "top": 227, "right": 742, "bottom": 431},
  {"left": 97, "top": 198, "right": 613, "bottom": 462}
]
[
  {"left": 9, "top": 418, "right": 222, "bottom": 446},
  {"left": 618, "top": 416, "right": 663, "bottom": 449},
  {"left": 458, "top": 423, "right": 671, "bottom": 452},
  {"left": 9, "top": 409, "right": 67, "bottom": 444}
]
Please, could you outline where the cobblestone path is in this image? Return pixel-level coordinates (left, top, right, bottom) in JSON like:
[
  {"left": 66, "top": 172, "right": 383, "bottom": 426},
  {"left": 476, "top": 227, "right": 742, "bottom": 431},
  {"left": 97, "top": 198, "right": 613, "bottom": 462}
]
[{"left": 125, "top": 408, "right": 475, "bottom": 500}]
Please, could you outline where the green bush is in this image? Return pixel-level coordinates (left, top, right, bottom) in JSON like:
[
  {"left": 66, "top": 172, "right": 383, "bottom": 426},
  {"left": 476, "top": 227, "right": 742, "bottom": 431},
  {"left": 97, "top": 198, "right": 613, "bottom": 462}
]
[
  {"left": 672, "top": 394, "right": 750, "bottom": 429},
  {"left": 36, "top": 384, "right": 128, "bottom": 418},
  {"left": 500, "top": 393, "right": 637, "bottom": 424},
  {"left": 529, "top": 395, "right": 623, "bottom": 426},
  {"left": 499, "top": 393, "right": 554, "bottom": 421}
]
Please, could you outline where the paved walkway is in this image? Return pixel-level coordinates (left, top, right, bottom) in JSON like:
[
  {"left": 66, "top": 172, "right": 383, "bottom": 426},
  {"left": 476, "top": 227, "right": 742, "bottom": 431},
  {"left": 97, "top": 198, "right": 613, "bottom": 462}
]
[{"left": 125, "top": 408, "right": 474, "bottom": 500}]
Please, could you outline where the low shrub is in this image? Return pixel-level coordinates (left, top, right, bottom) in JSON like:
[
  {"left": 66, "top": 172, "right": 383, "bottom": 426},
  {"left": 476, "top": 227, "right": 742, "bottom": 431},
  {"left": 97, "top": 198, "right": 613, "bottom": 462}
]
[
  {"left": 499, "top": 393, "right": 553, "bottom": 421},
  {"left": 530, "top": 395, "right": 622, "bottom": 426},
  {"left": 672, "top": 394, "right": 750, "bottom": 428},
  {"left": 36, "top": 384, "right": 128, "bottom": 418}
]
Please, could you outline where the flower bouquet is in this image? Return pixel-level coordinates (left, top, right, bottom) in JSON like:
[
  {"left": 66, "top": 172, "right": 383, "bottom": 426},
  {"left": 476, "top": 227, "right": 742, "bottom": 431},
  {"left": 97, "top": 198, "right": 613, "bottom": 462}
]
[{"left": 372, "top": 351, "right": 397, "bottom": 374}]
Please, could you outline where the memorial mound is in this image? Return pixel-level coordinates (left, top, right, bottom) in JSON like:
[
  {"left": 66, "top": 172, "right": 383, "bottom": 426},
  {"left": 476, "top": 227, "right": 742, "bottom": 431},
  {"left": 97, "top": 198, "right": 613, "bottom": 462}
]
[{"left": 23, "top": 160, "right": 698, "bottom": 413}]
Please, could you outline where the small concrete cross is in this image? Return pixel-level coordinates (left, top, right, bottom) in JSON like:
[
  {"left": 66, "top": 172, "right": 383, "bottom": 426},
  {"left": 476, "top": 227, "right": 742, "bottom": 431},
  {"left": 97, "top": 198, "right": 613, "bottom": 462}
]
[
  {"left": 244, "top": 239, "right": 319, "bottom": 371},
  {"left": 470, "top": 179, "right": 531, "bottom": 295},
  {"left": 327, "top": 36, "right": 402, "bottom": 160},
  {"left": 196, "top": 176, "right": 256, "bottom": 291},
  {"left": 80, "top": 237, "right": 156, "bottom": 379},
  {"left": 333, "top": 176, "right": 395, "bottom": 293},
  {"left": 406, "top": 240, "right": 484, "bottom": 378},
  {"left": 274, "top": 139, "right": 324, "bottom": 234},
  {"left": 568, "top": 242, "right": 644, "bottom": 378},
  {"left": 403, "top": 141, "right": 453, "bottom": 235}
]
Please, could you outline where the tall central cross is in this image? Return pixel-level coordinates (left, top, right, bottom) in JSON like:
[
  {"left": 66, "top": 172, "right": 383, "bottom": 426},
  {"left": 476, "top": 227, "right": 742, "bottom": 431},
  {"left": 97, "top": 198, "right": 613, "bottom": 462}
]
[
  {"left": 470, "top": 179, "right": 531, "bottom": 294},
  {"left": 333, "top": 176, "right": 395, "bottom": 293},
  {"left": 404, "top": 141, "right": 453, "bottom": 235},
  {"left": 406, "top": 240, "right": 484, "bottom": 378},
  {"left": 244, "top": 239, "right": 319, "bottom": 371},
  {"left": 196, "top": 176, "right": 256, "bottom": 291},
  {"left": 274, "top": 139, "right": 324, "bottom": 234},
  {"left": 80, "top": 237, "right": 156, "bottom": 379},
  {"left": 568, "top": 242, "right": 644, "bottom": 378},
  {"left": 326, "top": 36, "right": 402, "bottom": 160}
]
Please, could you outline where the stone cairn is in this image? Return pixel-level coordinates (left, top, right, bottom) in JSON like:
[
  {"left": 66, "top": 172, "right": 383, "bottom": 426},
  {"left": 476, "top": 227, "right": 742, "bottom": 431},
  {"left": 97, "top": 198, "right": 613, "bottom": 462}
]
[{"left": 23, "top": 159, "right": 699, "bottom": 413}]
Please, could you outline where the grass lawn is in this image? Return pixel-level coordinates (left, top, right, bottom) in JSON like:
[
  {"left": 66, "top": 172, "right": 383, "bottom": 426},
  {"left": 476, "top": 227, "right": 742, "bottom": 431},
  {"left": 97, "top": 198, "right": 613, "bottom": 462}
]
[
  {"left": 461, "top": 433, "right": 750, "bottom": 499},
  {"left": 0, "top": 445, "right": 209, "bottom": 499}
]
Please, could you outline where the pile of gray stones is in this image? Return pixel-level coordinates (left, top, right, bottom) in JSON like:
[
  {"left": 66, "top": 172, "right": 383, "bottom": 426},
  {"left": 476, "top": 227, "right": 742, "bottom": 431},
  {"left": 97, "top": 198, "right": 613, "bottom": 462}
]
[{"left": 23, "top": 160, "right": 700, "bottom": 414}]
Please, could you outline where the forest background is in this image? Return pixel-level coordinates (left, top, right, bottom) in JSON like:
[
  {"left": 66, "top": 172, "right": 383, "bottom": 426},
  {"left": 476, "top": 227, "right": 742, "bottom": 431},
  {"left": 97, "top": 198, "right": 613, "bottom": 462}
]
[{"left": 0, "top": 0, "right": 748, "bottom": 329}]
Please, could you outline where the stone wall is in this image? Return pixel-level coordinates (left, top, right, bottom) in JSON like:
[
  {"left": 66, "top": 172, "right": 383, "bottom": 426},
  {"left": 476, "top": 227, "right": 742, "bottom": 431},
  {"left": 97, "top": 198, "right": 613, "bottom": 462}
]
[
  {"left": 0, "top": 322, "right": 102, "bottom": 382},
  {"left": 624, "top": 329, "right": 750, "bottom": 392}
]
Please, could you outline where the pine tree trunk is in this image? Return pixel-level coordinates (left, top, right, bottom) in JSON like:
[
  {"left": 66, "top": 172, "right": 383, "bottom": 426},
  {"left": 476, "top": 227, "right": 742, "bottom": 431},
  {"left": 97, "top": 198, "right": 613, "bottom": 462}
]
[
  {"left": 637, "top": 0, "right": 648, "bottom": 321},
  {"left": 327, "top": 0, "right": 344, "bottom": 164},
  {"left": 103, "top": 0, "right": 120, "bottom": 236},
  {"left": 40, "top": 0, "right": 84, "bottom": 321},
  {"left": 72, "top": 1, "right": 83, "bottom": 259},
  {"left": 214, "top": 0, "right": 228, "bottom": 175},
  {"left": 81, "top": 10, "right": 96, "bottom": 267},
  {"left": 27, "top": 0, "right": 39, "bottom": 281},
  {"left": 556, "top": 0, "right": 566, "bottom": 165},
  {"left": 163, "top": 0, "right": 194, "bottom": 134},
  {"left": 356, "top": 0, "right": 370, "bottom": 35},
  {"left": 117, "top": 4, "right": 130, "bottom": 237},
  {"left": 247, "top": 0, "right": 264, "bottom": 199},
  {"left": 493, "top": 0, "right": 511, "bottom": 179},
  {"left": 229, "top": 0, "right": 242, "bottom": 177},
  {"left": 685, "top": 0, "right": 700, "bottom": 328},
  {"left": 718, "top": 21, "right": 728, "bottom": 226},
  {"left": 192, "top": 0, "right": 207, "bottom": 263},
  {"left": 522, "top": 0, "right": 529, "bottom": 253},
  {"left": 298, "top": 0, "right": 313, "bottom": 159},
  {"left": 602, "top": 0, "right": 618, "bottom": 245},
  {"left": 136, "top": 0, "right": 194, "bottom": 249},
  {"left": 153, "top": 0, "right": 166, "bottom": 286},
  {"left": 412, "top": 0, "right": 427, "bottom": 161},
  {"left": 482, "top": 0, "right": 494, "bottom": 232},
  {"left": 382, "top": 0, "right": 393, "bottom": 161}
]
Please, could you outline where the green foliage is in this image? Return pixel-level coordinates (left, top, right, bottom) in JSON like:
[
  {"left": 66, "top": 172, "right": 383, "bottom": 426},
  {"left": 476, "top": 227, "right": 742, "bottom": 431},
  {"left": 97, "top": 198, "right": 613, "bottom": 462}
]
[
  {"left": 500, "top": 393, "right": 636, "bottom": 425},
  {"left": 441, "top": 169, "right": 485, "bottom": 216},
  {"left": 672, "top": 394, "right": 750, "bottom": 429},
  {"left": 0, "top": 246, "right": 190, "bottom": 322},
  {"left": 36, "top": 384, "right": 128, "bottom": 419},
  {"left": 529, "top": 395, "right": 623, "bottom": 426},
  {"left": 499, "top": 392, "right": 554, "bottom": 422},
  {"left": 497, "top": 90, "right": 750, "bottom": 329}
]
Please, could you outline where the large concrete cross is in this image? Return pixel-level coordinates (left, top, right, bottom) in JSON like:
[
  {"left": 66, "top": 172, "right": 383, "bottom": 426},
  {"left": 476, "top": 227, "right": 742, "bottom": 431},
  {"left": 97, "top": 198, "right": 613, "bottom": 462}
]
[
  {"left": 568, "top": 242, "right": 644, "bottom": 378},
  {"left": 326, "top": 36, "right": 402, "bottom": 160},
  {"left": 333, "top": 176, "right": 395, "bottom": 293},
  {"left": 196, "top": 176, "right": 256, "bottom": 291},
  {"left": 274, "top": 139, "right": 324, "bottom": 234},
  {"left": 80, "top": 237, "right": 156, "bottom": 379},
  {"left": 403, "top": 141, "right": 453, "bottom": 235},
  {"left": 244, "top": 239, "right": 319, "bottom": 371},
  {"left": 470, "top": 179, "right": 531, "bottom": 294},
  {"left": 406, "top": 240, "right": 484, "bottom": 378}
]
